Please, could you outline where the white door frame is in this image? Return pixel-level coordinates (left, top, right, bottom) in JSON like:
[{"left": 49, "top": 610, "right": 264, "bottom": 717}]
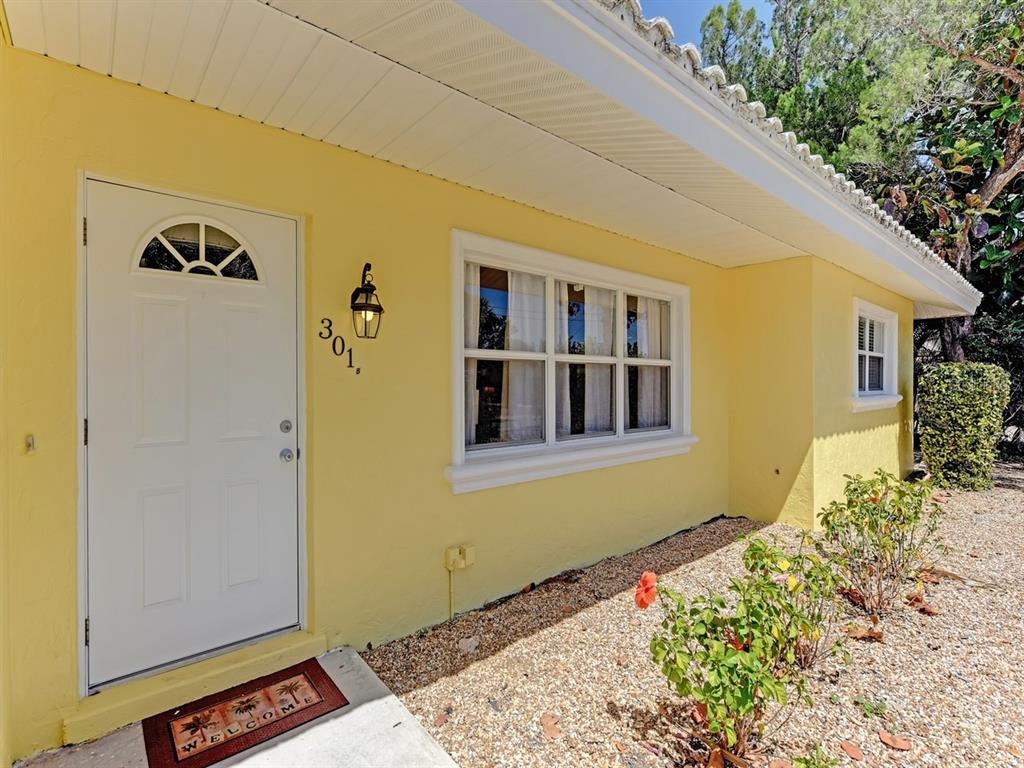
[{"left": 76, "top": 172, "right": 308, "bottom": 696}]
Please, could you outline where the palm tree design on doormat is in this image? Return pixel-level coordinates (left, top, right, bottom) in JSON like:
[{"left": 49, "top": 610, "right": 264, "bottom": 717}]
[
  {"left": 233, "top": 695, "right": 259, "bottom": 718},
  {"left": 179, "top": 710, "right": 216, "bottom": 743},
  {"left": 276, "top": 679, "right": 306, "bottom": 707}
]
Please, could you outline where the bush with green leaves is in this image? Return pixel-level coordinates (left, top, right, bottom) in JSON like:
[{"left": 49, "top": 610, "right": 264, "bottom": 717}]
[
  {"left": 919, "top": 362, "right": 1010, "bottom": 489},
  {"left": 819, "top": 470, "right": 945, "bottom": 614},
  {"left": 639, "top": 574, "right": 812, "bottom": 757},
  {"left": 741, "top": 534, "right": 847, "bottom": 669}
]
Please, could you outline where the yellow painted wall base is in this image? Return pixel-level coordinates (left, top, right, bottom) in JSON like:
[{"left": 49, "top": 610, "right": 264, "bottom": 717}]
[{"left": 63, "top": 631, "right": 326, "bottom": 746}]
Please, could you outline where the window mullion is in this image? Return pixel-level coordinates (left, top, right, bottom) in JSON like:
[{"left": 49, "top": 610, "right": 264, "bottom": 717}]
[
  {"left": 545, "top": 274, "right": 556, "bottom": 447},
  {"left": 615, "top": 289, "right": 625, "bottom": 437}
]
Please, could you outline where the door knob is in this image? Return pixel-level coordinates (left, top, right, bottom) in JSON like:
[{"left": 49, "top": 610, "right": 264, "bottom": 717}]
[{"left": 280, "top": 448, "right": 295, "bottom": 463}]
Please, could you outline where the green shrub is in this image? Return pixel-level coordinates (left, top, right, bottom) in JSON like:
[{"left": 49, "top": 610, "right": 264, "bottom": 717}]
[
  {"left": 636, "top": 572, "right": 812, "bottom": 757},
  {"left": 741, "top": 534, "right": 847, "bottom": 669},
  {"left": 919, "top": 362, "right": 1010, "bottom": 489},
  {"left": 819, "top": 470, "right": 944, "bottom": 614}
]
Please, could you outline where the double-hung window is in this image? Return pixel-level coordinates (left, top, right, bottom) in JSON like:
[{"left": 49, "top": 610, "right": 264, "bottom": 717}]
[
  {"left": 852, "top": 298, "right": 902, "bottom": 412},
  {"left": 449, "top": 231, "right": 696, "bottom": 493}
]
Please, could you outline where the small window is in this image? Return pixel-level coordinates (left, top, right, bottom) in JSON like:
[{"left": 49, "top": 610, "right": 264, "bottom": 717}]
[
  {"left": 852, "top": 299, "right": 901, "bottom": 412},
  {"left": 139, "top": 221, "right": 258, "bottom": 281},
  {"left": 857, "top": 316, "right": 885, "bottom": 393}
]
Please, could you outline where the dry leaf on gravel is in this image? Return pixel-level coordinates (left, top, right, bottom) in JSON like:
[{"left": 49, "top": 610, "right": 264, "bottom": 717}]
[
  {"left": 539, "top": 713, "right": 562, "bottom": 739},
  {"left": 433, "top": 711, "right": 449, "bottom": 727},
  {"left": 839, "top": 587, "right": 867, "bottom": 609},
  {"left": 841, "top": 740, "right": 865, "bottom": 760},
  {"left": 879, "top": 730, "right": 912, "bottom": 750},
  {"left": 707, "top": 748, "right": 725, "bottom": 768},
  {"left": 844, "top": 623, "right": 884, "bottom": 642},
  {"left": 1008, "top": 745, "right": 1024, "bottom": 758},
  {"left": 906, "top": 591, "right": 940, "bottom": 615}
]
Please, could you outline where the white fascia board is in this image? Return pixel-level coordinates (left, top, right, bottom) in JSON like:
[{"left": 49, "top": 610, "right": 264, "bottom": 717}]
[{"left": 451, "top": 0, "right": 981, "bottom": 316}]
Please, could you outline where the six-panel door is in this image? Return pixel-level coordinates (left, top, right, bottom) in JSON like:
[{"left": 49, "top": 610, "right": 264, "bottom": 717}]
[{"left": 85, "top": 180, "right": 299, "bottom": 688}]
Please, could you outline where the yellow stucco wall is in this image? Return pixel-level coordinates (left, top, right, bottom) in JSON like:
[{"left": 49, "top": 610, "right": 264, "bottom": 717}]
[
  {"left": 0, "top": 43, "right": 917, "bottom": 763},
  {"left": 810, "top": 258, "right": 915, "bottom": 511},
  {"left": 726, "top": 258, "right": 816, "bottom": 527},
  {"left": 0, "top": 46, "right": 736, "bottom": 758},
  {"left": 1, "top": 22, "right": 14, "bottom": 768}
]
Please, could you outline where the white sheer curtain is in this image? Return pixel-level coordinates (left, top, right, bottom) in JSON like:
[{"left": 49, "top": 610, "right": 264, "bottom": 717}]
[
  {"left": 464, "top": 263, "right": 480, "bottom": 445},
  {"left": 635, "top": 296, "right": 668, "bottom": 429},
  {"left": 507, "top": 271, "right": 545, "bottom": 442},
  {"left": 584, "top": 287, "right": 614, "bottom": 432},
  {"left": 556, "top": 281, "right": 571, "bottom": 436}
]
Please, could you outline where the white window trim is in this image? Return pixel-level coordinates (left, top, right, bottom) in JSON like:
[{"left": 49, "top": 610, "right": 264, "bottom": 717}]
[
  {"left": 447, "top": 230, "right": 696, "bottom": 493},
  {"left": 851, "top": 298, "right": 903, "bottom": 413}
]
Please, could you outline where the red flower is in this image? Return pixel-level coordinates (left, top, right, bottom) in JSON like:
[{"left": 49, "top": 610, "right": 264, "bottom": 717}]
[{"left": 635, "top": 571, "right": 658, "bottom": 609}]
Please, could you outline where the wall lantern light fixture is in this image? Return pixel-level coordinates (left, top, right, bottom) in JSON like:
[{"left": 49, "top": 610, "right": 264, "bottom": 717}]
[{"left": 350, "top": 262, "right": 384, "bottom": 339}]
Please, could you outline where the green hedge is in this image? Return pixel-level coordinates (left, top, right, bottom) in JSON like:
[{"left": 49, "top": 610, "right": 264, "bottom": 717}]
[{"left": 919, "top": 362, "right": 1010, "bottom": 490}]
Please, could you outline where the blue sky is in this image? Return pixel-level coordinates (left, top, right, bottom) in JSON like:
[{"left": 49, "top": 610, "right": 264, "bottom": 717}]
[{"left": 638, "top": 0, "right": 772, "bottom": 48}]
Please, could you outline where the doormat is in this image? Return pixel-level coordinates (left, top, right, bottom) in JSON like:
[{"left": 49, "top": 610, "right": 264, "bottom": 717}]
[{"left": 142, "top": 658, "right": 348, "bottom": 768}]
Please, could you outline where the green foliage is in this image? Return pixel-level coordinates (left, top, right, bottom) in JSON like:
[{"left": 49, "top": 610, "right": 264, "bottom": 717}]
[
  {"left": 819, "top": 470, "right": 945, "bottom": 614},
  {"left": 964, "top": 314, "right": 1024, "bottom": 455},
  {"left": 740, "top": 533, "right": 848, "bottom": 669},
  {"left": 698, "top": 0, "right": 1024, "bottom": 371},
  {"left": 853, "top": 695, "right": 888, "bottom": 717},
  {"left": 700, "top": 0, "right": 767, "bottom": 93},
  {"left": 793, "top": 744, "right": 840, "bottom": 768},
  {"left": 649, "top": 576, "right": 809, "bottom": 755},
  {"left": 919, "top": 362, "right": 1011, "bottom": 487}
]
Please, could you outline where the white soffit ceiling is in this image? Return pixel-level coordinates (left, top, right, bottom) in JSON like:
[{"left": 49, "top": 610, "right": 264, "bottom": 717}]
[{"left": 2, "top": 0, "right": 800, "bottom": 268}]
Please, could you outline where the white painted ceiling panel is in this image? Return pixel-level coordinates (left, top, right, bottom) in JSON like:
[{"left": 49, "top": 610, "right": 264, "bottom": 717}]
[
  {"left": 78, "top": 0, "right": 116, "bottom": 75},
  {"left": 375, "top": 91, "right": 496, "bottom": 169},
  {"left": 110, "top": 0, "right": 153, "bottom": 85},
  {"left": 193, "top": 1, "right": 264, "bottom": 106},
  {"left": 262, "top": 35, "right": 339, "bottom": 128},
  {"left": 280, "top": 0, "right": 422, "bottom": 43},
  {"left": 420, "top": 109, "right": 545, "bottom": 180},
  {"left": 139, "top": 1, "right": 191, "bottom": 94},
  {"left": 323, "top": 65, "right": 450, "bottom": 157},
  {"left": 165, "top": 0, "right": 230, "bottom": 100},
  {"left": 289, "top": 50, "right": 392, "bottom": 140},
  {"left": 240, "top": 15, "right": 320, "bottom": 122},
  {"left": 217, "top": 9, "right": 290, "bottom": 115},
  {"left": 4, "top": 0, "right": 46, "bottom": 53},
  {"left": 39, "top": 0, "right": 77, "bottom": 64}
]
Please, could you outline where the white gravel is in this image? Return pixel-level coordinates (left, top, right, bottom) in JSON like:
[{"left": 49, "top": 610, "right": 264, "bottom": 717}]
[{"left": 363, "top": 464, "right": 1024, "bottom": 767}]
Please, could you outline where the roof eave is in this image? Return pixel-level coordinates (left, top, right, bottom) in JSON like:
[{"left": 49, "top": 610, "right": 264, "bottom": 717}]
[{"left": 452, "top": 0, "right": 981, "bottom": 318}]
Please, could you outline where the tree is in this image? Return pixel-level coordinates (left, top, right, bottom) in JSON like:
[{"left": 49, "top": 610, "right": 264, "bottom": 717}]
[
  {"left": 698, "top": 0, "right": 1024, "bottom": 445},
  {"left": 699, "top": 0, "right": 767, "bottom": 93}
]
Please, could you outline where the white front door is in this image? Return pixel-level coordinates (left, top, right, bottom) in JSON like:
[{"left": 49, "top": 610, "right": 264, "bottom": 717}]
[{"left": 85, "top": 180, "right": 300, "bottom": 688}]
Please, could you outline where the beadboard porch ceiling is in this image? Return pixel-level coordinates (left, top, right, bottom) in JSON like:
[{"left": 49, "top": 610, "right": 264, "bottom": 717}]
[{"left": 1, "top": 0, "right": 979, "bottom": 316}]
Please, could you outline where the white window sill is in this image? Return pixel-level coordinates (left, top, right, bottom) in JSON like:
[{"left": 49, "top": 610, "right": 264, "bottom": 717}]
[
  {"left": 446, "top": 434, "right": 699, "bottom": 493},
  {"left": 850, "top": 393, "right": 903, "bottom": 413}
]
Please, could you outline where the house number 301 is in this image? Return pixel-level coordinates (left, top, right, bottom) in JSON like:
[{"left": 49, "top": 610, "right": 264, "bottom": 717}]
[{"left": 318, "top": 318, "right": 360, "bottom": 374}]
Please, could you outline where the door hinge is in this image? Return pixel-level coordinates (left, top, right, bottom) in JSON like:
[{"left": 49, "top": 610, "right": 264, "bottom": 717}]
[
  {"left": 83, "top": 418, "right": 88, "bottom": 446},
  {"left": 82, "top": 217, "right": 88, "bottom": 246},
  {"left": 84, "top": 618, "right": 90, "bottom": 646}
]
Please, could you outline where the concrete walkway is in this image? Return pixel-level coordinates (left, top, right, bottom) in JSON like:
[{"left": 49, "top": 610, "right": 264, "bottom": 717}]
[{"left": 18, "top": 648, "right": 458, "bottom": 768}]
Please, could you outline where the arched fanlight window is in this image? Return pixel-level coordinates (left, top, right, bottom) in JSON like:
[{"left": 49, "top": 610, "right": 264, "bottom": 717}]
[{"left": 139, "top": 221, "right": 259, "bottom": 281}]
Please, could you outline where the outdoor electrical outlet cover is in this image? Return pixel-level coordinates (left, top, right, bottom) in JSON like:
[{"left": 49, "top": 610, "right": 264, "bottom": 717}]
[
  {"left": 459, "top": 545, "right": 476, "bottom": 567},
  {"left": 445, "top": 546, "right": 465, "bottom": 571}
]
